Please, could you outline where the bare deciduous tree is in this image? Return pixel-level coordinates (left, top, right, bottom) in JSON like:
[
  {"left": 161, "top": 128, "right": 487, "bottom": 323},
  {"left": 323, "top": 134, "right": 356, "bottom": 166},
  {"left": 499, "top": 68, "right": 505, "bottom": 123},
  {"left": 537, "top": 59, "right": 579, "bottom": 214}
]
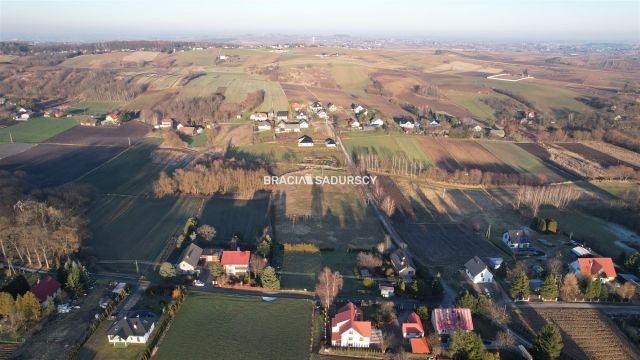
[
  {"left": 617, "top": 281, "right": 636, "bottom": 300},
  {"left": 560, "top": 273, "right": 582, "bottom": 301},
  {"left": 515, "top": 185, "right": 581, "bottom": 216},
  {"left": 196, "top": 224, "right": 216, "bottom": 241},
  {"left": 546, "top": 258, "right": 563, "bottom": 276},
  {"left": 249, "top": 254, "right": 267, "bottom": 279},
  {"left": 315, "top": 267, "right": 343, "bottom": 311},
  {"left": 495, "top": 331, "right": 516, "bottom": 350},
  {"left": 356, "top": 252, "right": 383, "bottom": 270}
]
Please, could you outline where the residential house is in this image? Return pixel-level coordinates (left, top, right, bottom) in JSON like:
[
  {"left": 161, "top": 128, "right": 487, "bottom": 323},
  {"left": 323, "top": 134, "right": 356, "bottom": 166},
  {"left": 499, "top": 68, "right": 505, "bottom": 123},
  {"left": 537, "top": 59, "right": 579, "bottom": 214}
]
[
  {"left": 402, "top": 312, "right": 425, "bottom": 338},
  {"left": 177, "top": 126, "right": 196, "bottom": 136},
  {"left": 53, "top": 110, "right": 66, "bottom": 118},
  {"left": 299, "top": 119, "right": 309, "bottom": 128},
  {"left": 431, "top": 308, "right": 474, "bottom": 335},
  {"left": 176, "top": 243, "right": 203, "bottom": 274},
  {"left": 390, "top": 249, "right": 416, "bottom": 283},
  {"left": 221, "top": 250, "right": 250, "bottom": 276},
  {"left": 472, "top": 125, "right": 483, "bottom": 133},
  {"left": 276, "top": 121, "right": 301, "bottom": 133},
  {"left": 327, "top": 103, "right": 338, "bottom": 112},
  {"left": 295, "top": 112, "right": 308, "bottom": 121},
  {"left": 267, "top": 110, "right": 275, "bottom": 119},
  {"left": 155, "top": 117, "right": 174, "bottom": 129},
  {"left": 325, "top": 138, "right": 336, "bottom": 148},
  {"left": 250, "top": 112, "right": 269, "bottom": 121},
  {"left": 464, "top": 256, "right": 493, "bottom": 284},
  {"left": 378, "top": 282, "right": 394, "bottom": 298},
  {"left": 200, "top": 248, "right": 222, "bottom": 263},
  {"left": 107, "top": 311, "right": 158, "bottom": 346},
  {"left": 398, "top": 119, "right": 415, "bottom": 129},
  {"left": 502, "top": 229, "right": 531, "bottom": 250},
  {"left": 348, "top": 118, "right": 361, "bottom": 128},
  {"left": 276, "top": 111, "right": 289, "bottom": 121},
  {"left": 310, "top": 101, "right": 323, "bottom": 112},
  {"left": 351, "top": 104, "right": 365, "bottom": 115},
  {"left": 30, "top": 276, "right": 61, "bottom": 308},
  {"left": 256, "top": 121, "right": 272, "bottom": 131},
  {"left": 80, "top": 118, "right": 99, "bottom": 126},
  {"left": 14, "top": 112, "right": 30, "bottom": 121},
  {"left": 410, "top": 337, "right": 430, "bottom": 354},
  {"left": 570, "top": 257, "right": 617, "bottom": 283},
  {"left": 298, "top": 135, "right": 314, "bottom": 147},
  {"left": 317, "top": 110, "right": 329, "bottom": 119},
  {"left": 370, "top": 118, "right": 384, "bottom": 127},
  {"left": 105, "top": 112, "right": 119, "bottom": 124},
  {"left": 331, "top": 302, "right": 372, "bottom": 348}
]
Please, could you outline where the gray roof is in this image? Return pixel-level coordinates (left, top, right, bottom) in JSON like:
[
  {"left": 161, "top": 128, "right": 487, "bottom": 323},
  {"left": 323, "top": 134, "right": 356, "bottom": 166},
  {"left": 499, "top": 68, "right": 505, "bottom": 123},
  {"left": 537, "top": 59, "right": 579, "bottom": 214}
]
[
  {"left": 107, "top": 311, "right": 158, "bottom": 339},
  {"left": 464, "top": 256, "right": 489, "bottom": 277},
  {"left": 277, "top": 111, "right": 288, "bottom": 116},
  {"left": 178, "top": 243, "right": 203, "bottom": 268},
  {"left": 507, "top": 230, "right": 530, "bottom": 244},
  {"left": 298, "top": 135, "right": 313, "bottom": 143},
  {"left": 390, "top": 249, "right": 415, "bottom": 272}
]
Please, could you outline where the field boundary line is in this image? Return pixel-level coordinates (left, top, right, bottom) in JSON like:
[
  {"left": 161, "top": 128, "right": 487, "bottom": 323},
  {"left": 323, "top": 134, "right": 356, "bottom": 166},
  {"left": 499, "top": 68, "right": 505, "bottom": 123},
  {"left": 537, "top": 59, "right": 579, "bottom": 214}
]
[{"left": 64, "top": 143, "right": 139, "bottom": 185}]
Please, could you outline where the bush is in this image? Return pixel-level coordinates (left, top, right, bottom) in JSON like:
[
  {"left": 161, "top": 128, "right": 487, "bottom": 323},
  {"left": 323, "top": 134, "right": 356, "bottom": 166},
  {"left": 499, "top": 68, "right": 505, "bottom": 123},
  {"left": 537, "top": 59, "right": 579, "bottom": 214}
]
[
  {"left": 546, "top": 219, "right": 558, "bottom": 233},
  {"left": 362, "top": 277, "right": 376, "bottom": 288},
  {"left": 283, "top": 243, "right": 320, "bottom": 253}
]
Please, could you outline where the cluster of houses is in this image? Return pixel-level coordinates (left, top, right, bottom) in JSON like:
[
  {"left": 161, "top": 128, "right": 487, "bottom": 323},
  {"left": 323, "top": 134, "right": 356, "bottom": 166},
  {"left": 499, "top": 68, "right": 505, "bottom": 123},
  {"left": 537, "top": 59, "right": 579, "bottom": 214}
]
[
  {"left": 330, "top": 301, "right": 474, "bottom": 355},
  {"left": 296, "top": 134, "right": 336, "bottom": 148},
  {"left": 175, "top": 243, "right": 250, "bottom": 277},
  {"left": 153, "top": 117, "right": 204, "bottom": 136},
  {"left": 252, "top": 101, "right": 334, "bottom": 133}
]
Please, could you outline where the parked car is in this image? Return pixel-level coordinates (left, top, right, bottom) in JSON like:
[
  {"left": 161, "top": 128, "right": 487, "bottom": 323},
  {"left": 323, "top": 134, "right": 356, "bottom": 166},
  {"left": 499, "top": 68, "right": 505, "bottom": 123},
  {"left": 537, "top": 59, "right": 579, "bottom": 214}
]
[{"left": 193, "top": 280, "right": 205, "bottom": 287}]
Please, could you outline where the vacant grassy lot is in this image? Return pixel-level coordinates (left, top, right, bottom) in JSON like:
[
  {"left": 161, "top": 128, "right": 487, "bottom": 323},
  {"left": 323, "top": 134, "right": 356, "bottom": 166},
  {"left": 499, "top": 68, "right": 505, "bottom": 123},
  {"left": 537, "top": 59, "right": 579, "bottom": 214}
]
[
  {"left": 0, "top": 118, "right": 78, "bottom": 143},
  {"left": 343, "top": 133, "right": 432, "bottom": 167},
  {"left": 479, "top": 141, "right": 567, "bottom": 182},
  {"left": 198, "top": 197, "right": 270, "bottom": 246},
  {"left": 330, "top": 63, "right": 370, "bottom": 98},
  {"left": 68, "top": 101, "right": 122, "bottom": 115},
  {"left": 45, "top": 121, "right": 150, "bottom": 146},
  {"left": 444, "top": 90, "right": 505, "bottom": 121},
  {"left": 155, "top": 292, "right": 313, "bottom": 360},
  {"left": 85, "top": 196, "right": 202, "bottom": 273},
  {"left": 281, "top": 250, "right": 365, "bottom": 294}
]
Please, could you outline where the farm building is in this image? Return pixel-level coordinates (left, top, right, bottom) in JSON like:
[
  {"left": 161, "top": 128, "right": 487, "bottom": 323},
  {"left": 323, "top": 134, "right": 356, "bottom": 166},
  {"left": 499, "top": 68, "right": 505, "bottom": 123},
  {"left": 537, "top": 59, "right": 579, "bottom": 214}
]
[
  {"left": 276, "top": 121, "right": 301, "bottom": 133},
  {"left": 410, "top": 337, "right": 430, "bottom": 354},
  {"left": 256, "top": 121, "right": 272, "bottom": 131},
  {"left": 200, "top": 248, "right": 222, "bottom": 263},
  {"left": 177, "top": 126, "right": 196, "bottom": 136},
  {"left": 348, "top": 118, "right": 361, "bottom": 128},
  {"left": 402, "top": 312, "right": 424, "bottom": 338},
  {"left": 464, "top": 256, "right": 493, "bottom": 284},
  {"left": 325, "top": 138, "right": 336, "bottom": 148},
  {"left": 221, "top": 250, "right": 250, "bottom": 276},
  {"left": 310, "top": 101, "right": 323, "bottom": 112},
  {"left": 431, "top": 308, "right": 473, "bottom": 335},
  {"left": 30, "top": 275, "right": 61, "bottom": 307},
  {"left": 250, "top": 112, "right": 269, "bottom": 121},
  {"left": 390, "top": 249, "right": 416, "bottom": 283},
  {"left": 14, "top": 112, "right": 31, "bottom": 121},
  {"left": 570, "top": 257, "right": 617, "bottom": 283},
  {"left": 397, "top": 119, "right": 415, "bottom": 129},
  {"left": 370, "top": 118, "right": 384, "bottom": 127},
  {"left": 351, "top": 104, "right": 365, "bottom": 115},
  {"left": 107, "top": 311, "right": 158, "bottom": 346},
  {"left": 502, "top": 229, "right": 531, "bottom": 250},
  {"left": 155, "top": 117, "right": 174, "bottom": 129},
  {"left": 104, "top": 112, "right": 120, "bottom": 124},
  {"left": 327, "top": 103, "right": 338, "bottom": 112},
  {"left": 176, "top": 243, "right": 203, "bottom": 274},
  {"left": 331, "top": 302, "right": 372, "bottom": 348},
  {"left": 571, "top": 246, "right": 592, "bottom": 258},
  {"left": 298, "top": 135, "right": 314, "bottom": 147}
]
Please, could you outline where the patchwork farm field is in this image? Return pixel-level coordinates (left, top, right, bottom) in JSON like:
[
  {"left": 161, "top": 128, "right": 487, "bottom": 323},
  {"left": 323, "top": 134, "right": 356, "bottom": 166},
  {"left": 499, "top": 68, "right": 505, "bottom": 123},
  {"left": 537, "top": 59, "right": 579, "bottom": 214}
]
[
  {"left": 45, "top": 121, "right": 150, "bottom": 146},
  {"left": 558, "top": 142, "right": 639, "bottom": 169},
  {"left": 429, "top": 138, "right": 514, "bottom": 173},
  {"left": 85, "top": 196, "right": 202, "bottom": 273},
  {"left": 0, "top": 118, "right": 78, "bottom": 143},
  {"left": 198, "top": 197, "right": 270, "bottom": 246},
  {"left": 511, "top": 308, "right": 640, "bottom": 360},
  {"left": 155, "top": 292, "right": 313, "bottom": 360},
  {"left": 479, "top": 141, "right": 567, "bottom": 182},
  {"left": 0, "top": 143, "right": 123, "bottom": 186},
  {"left": 343, "top": 133, "right": 432, "bottom": 168}
]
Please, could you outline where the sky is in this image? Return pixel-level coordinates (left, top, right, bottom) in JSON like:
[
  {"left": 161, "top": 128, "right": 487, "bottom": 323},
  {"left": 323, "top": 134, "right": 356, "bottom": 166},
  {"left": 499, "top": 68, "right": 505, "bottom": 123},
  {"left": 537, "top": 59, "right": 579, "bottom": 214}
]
[{"left": 0, "top": 0, "right": 638, "bottom": 42}]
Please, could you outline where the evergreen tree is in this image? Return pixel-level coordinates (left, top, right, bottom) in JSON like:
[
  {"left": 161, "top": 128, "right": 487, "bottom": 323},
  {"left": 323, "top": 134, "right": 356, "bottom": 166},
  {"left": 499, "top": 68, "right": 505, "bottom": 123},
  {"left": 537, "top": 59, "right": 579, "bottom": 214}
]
[
  {"left": 540, "top": 274, "right": 558, "bottom": 300},
  {"left": 416, "top": 305, "right": 429, "bottom": 321},
  {"left": 398, "top": 279, "right": 406, "bottom": 292},
  {"left": 584, "top": 278, "right": 602, "bottom": 299},
  {"left": 210, "top": 262, "right": 224, "bottom": 277},
  {"left": 257, "top": 240, "right": 271, "bottom": 258},
  {"left": 0, "top": 292, "right": 15, "bottom": 317},
  {"left": 44, "top": 297, "right": 55, "bottom": 317},
  {"left": 534, "top": 324, "right": 563, "bottom": 360},
  {"left": 450, "top": 330, "right": 485, "bottom": 360},
  {"left": 510, "top": 270, "right": 530, "bottom": 300},
  {"left": 17, "top": 292, "right": 40, "bottom": 321},
  {"left": 456, "top": 291, "right": 477, "bottom": 311},
  {"left": 260, "top": 266, "right": 280, "bottom": 290},
  {"left": 65, "top": 263, "right": 84, "bottom": 298}
]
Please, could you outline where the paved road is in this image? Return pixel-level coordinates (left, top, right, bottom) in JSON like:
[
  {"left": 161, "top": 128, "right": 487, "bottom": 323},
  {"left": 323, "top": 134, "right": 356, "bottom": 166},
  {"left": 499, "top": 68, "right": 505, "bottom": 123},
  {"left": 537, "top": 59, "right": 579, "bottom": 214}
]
[{"left": 516, "top": 301, "right": 640, "bottom": 312}]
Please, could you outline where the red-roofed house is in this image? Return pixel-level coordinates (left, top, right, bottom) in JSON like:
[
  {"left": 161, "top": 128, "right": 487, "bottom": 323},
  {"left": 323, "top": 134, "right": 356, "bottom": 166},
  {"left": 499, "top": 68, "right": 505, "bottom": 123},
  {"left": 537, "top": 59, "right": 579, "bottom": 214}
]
[
  {"left": 331, "top": 302, "right": 372, "bottom": 348},
  {"left": 402, "top": 312, "right": 425, "bottom": 338},
  {"left": 221, "top": 250, "right": 250, "bottom": 276},
  {"left": 570, "top": 257, "right": 617, "bottom": 283},
  {"left": 30, "top": 276, "right": 61, "bottom": 307},
  {"left": 431, "top": 308, "right": 474, "bottom": 335},
  {"left": 410, "top": 337, "right": 430, "bottom": 354}
]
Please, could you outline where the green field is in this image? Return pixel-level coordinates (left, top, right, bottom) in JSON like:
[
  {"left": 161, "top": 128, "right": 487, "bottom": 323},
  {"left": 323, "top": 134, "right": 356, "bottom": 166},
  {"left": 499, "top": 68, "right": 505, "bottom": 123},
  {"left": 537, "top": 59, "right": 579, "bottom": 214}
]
[
  {"left": 198, "top": 197, "right": 270, "bottom": 246},
  {"left": 444, "top": 90, "right": 506, "bottom": 121},
  {"left": 330, "top": 64, "right": 370, "bottom": 98},
  {"left": 342, "top": 133, "right": 432, "bottom": 167},
  {"left": 68, "top": 101, "right": 122, "bottom": 116},
  {"left": 479, "top": 141, "right": 567, "bottom": 182},
  {"left": 591, "top": 181, "right": 640, "bottom": 200},
  {"left": 155, "top": 292, "right": 313, "bottom": 360},
  {"left": 186, "top": 133, "right": 207, "bottom": 148},
  {"left": 86, "top": 196, "right": 202, "bottom": 272},
  {"left": 281, "top": 250, "right": 367, "bottom": 295},
  {"left": 236, "top": 141, "right": 343, "bottom": 169},
  {"left": 0, "top": 118, "right": 77, "bottom": 143}
]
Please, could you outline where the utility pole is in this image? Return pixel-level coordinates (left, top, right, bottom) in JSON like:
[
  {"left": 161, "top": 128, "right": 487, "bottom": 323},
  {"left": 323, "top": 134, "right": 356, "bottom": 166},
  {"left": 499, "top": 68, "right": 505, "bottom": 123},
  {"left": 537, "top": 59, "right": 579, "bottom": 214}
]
[
  {"left": 9, "top": 131, "right": 13, "bottom": 143},
  {"left": 135, "top": 259, "right": 139, "bottom": 274},
  {"left": 128, "top": 136, "right": 131, "bottom": 147}
]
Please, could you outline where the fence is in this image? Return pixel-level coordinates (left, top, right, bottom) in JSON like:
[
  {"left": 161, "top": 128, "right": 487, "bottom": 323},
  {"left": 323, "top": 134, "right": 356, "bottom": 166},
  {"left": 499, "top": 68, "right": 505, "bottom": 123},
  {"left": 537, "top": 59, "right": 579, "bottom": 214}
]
[{"left": 138, "top": 286, "right": 188, "bottom": 360}]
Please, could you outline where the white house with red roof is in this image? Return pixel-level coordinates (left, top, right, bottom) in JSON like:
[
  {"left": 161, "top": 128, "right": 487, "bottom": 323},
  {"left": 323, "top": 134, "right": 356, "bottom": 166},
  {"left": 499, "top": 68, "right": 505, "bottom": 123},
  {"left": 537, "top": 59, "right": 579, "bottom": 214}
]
[
  {"left": 221, "top": 250, "right": 250, "bottom": 276},
  {"left": 30, "top": 275, "right": 62, "bottom": 307},
  {"left": 570, "top": 257, "right": 617, "bottom": 283},
  {"left": 331, "top": 302, "right": 372, "bottom": 348},
  {"left": 431, "top": 308, "right": 474, "bottom": 335},
  {"left": 402, "top": 312, "right": 425, "bottom": 338}
]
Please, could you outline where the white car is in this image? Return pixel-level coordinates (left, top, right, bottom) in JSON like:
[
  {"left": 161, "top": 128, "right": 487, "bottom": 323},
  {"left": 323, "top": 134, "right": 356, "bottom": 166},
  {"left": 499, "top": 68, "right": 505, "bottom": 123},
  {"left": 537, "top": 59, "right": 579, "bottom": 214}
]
[{"left": 193, "top": 280, "right": 205, "bottom": 287}]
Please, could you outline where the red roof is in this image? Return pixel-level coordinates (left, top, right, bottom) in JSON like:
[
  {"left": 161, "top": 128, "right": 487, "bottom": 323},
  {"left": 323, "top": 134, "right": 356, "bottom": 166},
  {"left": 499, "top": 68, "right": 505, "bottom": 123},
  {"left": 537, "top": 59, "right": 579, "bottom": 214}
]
[
  {"left": 577, "top": 258, "right": 616, "bottom": 279},
  {"left": 432, "top": 308, "right": 474, "bottom": 333},
  {"left": 221, "top": 251, "right": 250, "bottom": 266},
  {"left": 402, "top": 312, "right": 425, "bottom": 337},
  {"left": 331, "top": 302, "right": 372, "bottom": 338},
  {"left": 411, "top": 337, "right": 430, "bottom": 354},
  {"left": 30, "top": 276, "right": 61, "bottom": 302}
]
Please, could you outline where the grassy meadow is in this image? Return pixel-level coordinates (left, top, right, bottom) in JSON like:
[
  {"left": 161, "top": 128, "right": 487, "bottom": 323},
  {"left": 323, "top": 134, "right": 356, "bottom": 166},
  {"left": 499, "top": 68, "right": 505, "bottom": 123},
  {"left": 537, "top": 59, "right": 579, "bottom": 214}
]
[{"left": 0, "top": 118, "right": 77, "bottom": 143}]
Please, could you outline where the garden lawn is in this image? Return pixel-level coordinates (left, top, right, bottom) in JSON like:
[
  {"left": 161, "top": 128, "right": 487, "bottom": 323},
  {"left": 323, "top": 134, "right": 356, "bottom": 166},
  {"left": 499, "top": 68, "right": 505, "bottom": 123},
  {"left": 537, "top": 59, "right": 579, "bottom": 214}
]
[
  {"left": 155, "top": 292, "right": 313, "bottom": 360},
  {"left": 0, "top": 118, "right": 77, "bottom": 143}
]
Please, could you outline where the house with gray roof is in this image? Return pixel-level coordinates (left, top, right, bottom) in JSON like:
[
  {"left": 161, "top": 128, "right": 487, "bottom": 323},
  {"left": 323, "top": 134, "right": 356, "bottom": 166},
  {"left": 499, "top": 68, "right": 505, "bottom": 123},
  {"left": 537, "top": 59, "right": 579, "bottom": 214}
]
[
  {"left": 390, "top": 249, "right": 415, "bottom": 283},
  {"left": 107, "top": 311, "right": 158, "bottom": 346},
  {"left": 502, "top": 229, "right": 531, "bottom": 250},
  {"left": 464, "top": 256, "right": 493, "bottom": 284},
  {"left": 176, "top": 243, "right": 203, "bottom": 274}
]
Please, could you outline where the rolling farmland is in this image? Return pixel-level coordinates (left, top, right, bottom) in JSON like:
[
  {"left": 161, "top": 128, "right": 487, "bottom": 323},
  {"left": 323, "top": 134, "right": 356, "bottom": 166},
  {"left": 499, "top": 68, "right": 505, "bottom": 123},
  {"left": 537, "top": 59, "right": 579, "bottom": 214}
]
[
  {"left": 479, "top": 141, "right": 567, "bottom": 182},
  {"left": 0, "top": 118, "right": 78, "bottom": 143}
]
